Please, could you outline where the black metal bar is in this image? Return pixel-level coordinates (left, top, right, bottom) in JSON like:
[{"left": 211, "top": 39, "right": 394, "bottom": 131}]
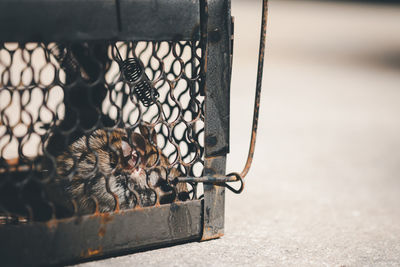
[
  {"left": 203, "top": 0, "right": 231, "bottom": 158},
  {"left": 175, "top": 172, "right": 244, "bottom": 194},
  {"left": 202, "top": 157, "right": 226, "bottom": 240},
  {"left": 0, "top": 0, "right": 118, "bottom": 42},
  {"left": 0, "top": 200, "right": 203, "bottom": 266},
  {"left": 202, "top": 0, "right": 232, "bottom": 240},
  {"left": 199, "top": 0, "right": 209, "bottom": 96},
  {"left": 176, "top": 175, "right": 237, "bottom": 183},
  {"left": 0, "top": 0, "right": 200, "bottom": 42},
  {"left": 119, "top": 0, "right": 200, "bottom": 41}
]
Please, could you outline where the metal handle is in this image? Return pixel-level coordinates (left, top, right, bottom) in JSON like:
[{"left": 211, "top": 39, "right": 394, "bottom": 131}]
[{"left": 238, "top": 0, "right": 268, "bottom": 179}]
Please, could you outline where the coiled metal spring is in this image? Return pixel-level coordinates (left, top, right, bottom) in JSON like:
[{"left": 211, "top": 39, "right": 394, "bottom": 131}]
[
  {"left": 48, "top": 44, "right": 83, "bottom": 78},
  {"left": 121, "top": 58, "right": 159, "bottom": 107}
]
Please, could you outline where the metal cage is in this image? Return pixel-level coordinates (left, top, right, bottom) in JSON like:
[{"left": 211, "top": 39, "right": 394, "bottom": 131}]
[
  {"left": 0, "top": 0, "right": 271, "bottom": 265},
  {"left": 0, "top": 0, "right": 234, "bottom": 265}
]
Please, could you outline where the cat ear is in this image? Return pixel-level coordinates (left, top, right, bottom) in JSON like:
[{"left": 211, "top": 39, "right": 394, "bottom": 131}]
[
  {"left": 139, "top": 125, "right": 157, "bottom": 145},
  {"left": 131, "top": 133, "right": 146, "bottom": 155}
]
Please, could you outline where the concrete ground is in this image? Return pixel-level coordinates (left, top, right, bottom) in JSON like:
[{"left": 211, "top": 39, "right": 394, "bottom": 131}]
[{"left": 76, "top": 0, "right": 400, "bottom": 266}]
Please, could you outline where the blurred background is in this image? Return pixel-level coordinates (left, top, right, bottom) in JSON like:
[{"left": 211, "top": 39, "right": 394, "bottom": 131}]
[
  {"left": 227, "top": 0, "right": 400, "bottom": 265},
  {"left": 81, "top": 0, "right": 400, "bottom": 266}
]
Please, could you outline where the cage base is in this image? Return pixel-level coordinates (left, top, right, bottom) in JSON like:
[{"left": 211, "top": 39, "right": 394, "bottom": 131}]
[{"left": 0, "top": 200, "right": 203, "bottom": 266}]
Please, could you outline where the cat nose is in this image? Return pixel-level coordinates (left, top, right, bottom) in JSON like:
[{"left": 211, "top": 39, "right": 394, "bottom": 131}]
[{"left": 127, "top": 150, "right": 139, "bottom": 169}]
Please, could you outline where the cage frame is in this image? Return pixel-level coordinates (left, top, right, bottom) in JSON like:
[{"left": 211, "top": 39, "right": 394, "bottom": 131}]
[{"left": 0, "top": 0, "right": 232, "bottom": 265}]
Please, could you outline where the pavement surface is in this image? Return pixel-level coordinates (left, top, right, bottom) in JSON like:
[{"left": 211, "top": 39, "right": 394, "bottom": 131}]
[{"left": 76, "top": 0, "right": 400, "bottom": 266}]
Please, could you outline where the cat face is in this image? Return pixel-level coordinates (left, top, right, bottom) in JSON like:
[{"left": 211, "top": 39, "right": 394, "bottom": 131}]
[
  {"left": 51, "top": 126, "right": 187, "bottom": 215},
  {"left": 119, "top": 128, "right": 160, "bottom": 189}
]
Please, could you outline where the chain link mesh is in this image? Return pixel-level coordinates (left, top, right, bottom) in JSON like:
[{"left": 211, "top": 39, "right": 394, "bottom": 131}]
[{"left": 0, "top": 41, "right": 204, "bottom": 223}]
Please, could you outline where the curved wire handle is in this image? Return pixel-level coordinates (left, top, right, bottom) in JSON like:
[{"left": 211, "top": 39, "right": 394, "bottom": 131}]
[
  {"left": 222, "top": 0, "right": 268, "bottom": 193},
  {"left": 238, "top": 0, "right": 268, "bottom": 179}
]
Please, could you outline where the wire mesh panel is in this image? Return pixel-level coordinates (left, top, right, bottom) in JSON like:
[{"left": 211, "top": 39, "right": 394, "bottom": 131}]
[{"left": 0, "top": 41, "right": 204, "bottom": 223}]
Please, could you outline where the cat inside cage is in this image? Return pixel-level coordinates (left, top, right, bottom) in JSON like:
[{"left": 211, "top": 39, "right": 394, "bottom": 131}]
[{"left": 0, "top": 41, "right": 204, "bottom": 222}]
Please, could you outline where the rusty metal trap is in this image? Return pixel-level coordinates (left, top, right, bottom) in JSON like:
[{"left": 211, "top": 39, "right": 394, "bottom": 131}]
[{"left": 0, "top": 0, "right": 268, "bottom": 265}]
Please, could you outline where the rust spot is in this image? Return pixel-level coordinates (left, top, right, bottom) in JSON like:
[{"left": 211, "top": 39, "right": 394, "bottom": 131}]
[
  {"left": 201, "top": 227, "right": 224, "bottom": 241},
  {"left": 98, "top": 227, "right": 106, "bottom": 238},
  {"left": 6, "top": 158, "right": 19, "bottom": 166},
  {"left": 97, "top": 212, "right": 113, "bottom": 237},
  {"left": 46, "top": 219, "right": 59, "bottom": 230},
  {"left": 91, "top": 211, "right": 113, "bottom": 221},
  {"left": 81, "top": 247, "right": 103, "bottom": 258},
  {"left": 0, "top": 157, "right": 32, "bottom": 173},
  {"left": 100, "top": 213, "right": 113, "bottom": 224}
]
